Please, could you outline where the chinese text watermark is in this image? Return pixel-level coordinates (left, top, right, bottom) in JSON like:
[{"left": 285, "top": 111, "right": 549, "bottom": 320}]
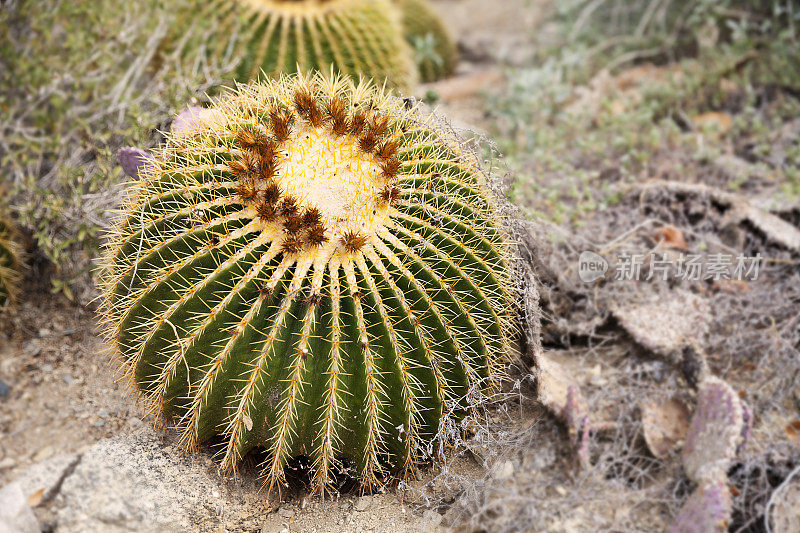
[{"left": 578, "top": 252, "right": 762, "bottom": 283}]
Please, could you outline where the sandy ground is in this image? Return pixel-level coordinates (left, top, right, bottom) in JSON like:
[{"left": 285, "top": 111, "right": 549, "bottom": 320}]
[
  {"left": 0, "top": 295, "right": 135, "bottom": 482},
  {"left": 0, "top": 293, "right": 526, "bottom": 532}
]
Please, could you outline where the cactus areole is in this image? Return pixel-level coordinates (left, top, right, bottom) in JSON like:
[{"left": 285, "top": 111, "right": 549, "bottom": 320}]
[{"left": 99, "top": 74, "right": 515, "bottom": 494}]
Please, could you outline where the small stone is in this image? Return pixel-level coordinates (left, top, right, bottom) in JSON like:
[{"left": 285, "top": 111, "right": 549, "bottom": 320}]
[
  {"left": 0, "top": 379, "right": 10, "bottom": 399},
  {"left": 93, "top": 419, "right": 106, "bottom": 428},
  {"left": 22, "top": 342, "right": 41, "bottom": 357},
  {"left": 0, "top": 482, "right": 39, "bottom": 533},
  {"left": 38, "top": 328, "right": 51, "bottom": 338},
  {"left": 353, "top": 496, "right": 372, "bottom": 512},
  {"left": 278, "top": 506, "right": 295, "bottom": 519},
  {"left": 171, "top": 106, "right": 217, "bottom": 137},
  {"left": 128, "top": 417, "right": 143, "bottom": 429},
  {"left": 14, "top": 453, "right": 81, "bottom": 504},
  {"left": 423, "top": 509, "right": 443, "bottom": 527},
  {"left": 0, "top": 457, "right": 17, "bottom": 470},
  {"left": 492, "top": 460, "right": 514, "bottom": 480},
  {"left": 62, "top": 373, "right": 75, "bottom": 385},
  {"left": 32, "top": 446, "right": 53, "bottom": 462}
]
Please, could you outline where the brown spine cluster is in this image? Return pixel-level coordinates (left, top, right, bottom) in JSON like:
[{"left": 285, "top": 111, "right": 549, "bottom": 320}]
[
  {"left": 340, "top": 230, "right": 368, "bottom": 253},
  {"left": 269, "top": 107, "right": 294, "bottom": 144},
  {"left": 228, "top": 86, "right": 405, "bottom": 255},
  {"left": 327, "top": 96, "right": 350, "bottom": 137},
  {"left": 378, "top": 185, "right": 401, "bottom": 206}
]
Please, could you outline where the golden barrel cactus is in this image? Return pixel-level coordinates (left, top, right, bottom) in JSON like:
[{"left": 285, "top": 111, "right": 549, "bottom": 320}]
[{"left": 99, "top": 73, "right": 515, "bottom": 493}]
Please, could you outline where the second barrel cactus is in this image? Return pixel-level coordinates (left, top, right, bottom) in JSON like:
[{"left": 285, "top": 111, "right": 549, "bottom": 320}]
[
  {"left": 177, "top": 0, "right": 417, "bottom": 91},
  {"left": 396, "top": 0, "right": 457, "bottom": 82},
  {"left": 99, "top": 72, "right": 514, "bottom": 493}
]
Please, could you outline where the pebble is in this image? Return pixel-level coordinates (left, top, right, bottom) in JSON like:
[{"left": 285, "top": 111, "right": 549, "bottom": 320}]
[
  {"left": 0, "top": 482, "right": 39, "bottom": 533},
  {"left": 423, "top": 509, "right": 443, "bottom": 527},
  {"left": 33, "top": 446, "right": 53, "bottom": 462},
  {"left": 278, "top": 506, "right": 295, "bottom": 519},
  {"left": 62, "top": 373, "right": 75, "bottom": 385},
  {"left": 0, "top": 457, "right": 17, "bottom": 470},
  {"left": 0, "top": 379, "right": 10, "bottom": 398},
  {"left": 492, "top": 460, "right": 514, "bottom": 480},
  {"left": 23, "top": 341, "right": 41, "bottom": 357},
  {"left": 353, "top": 495, "right": 372, "bottom": 512}
]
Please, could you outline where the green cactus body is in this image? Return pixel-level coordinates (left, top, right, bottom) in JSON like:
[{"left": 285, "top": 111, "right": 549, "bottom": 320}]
[
  {"left": 0, "top": 215, "right": 23, "bottom": 309},
  {"left": 396, "top": 0, "right": 456, "bottom": 82},
  {"left": 178, "top": 0, "right": 417, "bottom": 91},
  {"left": 99, "top": 73, "right": 514, "bottom": 493}
]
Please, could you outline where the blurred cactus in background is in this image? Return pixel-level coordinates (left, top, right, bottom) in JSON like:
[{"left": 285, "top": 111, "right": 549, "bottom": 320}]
[
  {"left": 395, "top": 0, "right": 457, "bottom": 82},
  {"left": 173, "top": 0, "right": 417, "bottom": 90}
]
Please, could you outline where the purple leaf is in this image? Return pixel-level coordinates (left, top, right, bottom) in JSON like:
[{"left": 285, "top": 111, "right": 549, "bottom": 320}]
[
  {"left": 117, "top": 147, "right": 153, "bottom": 181},
  {"left": 682, "top": 377, "right": 744, "bottom": 483},
  {"left": 669, "top": 480, "right": 732, "bottom": 533},
  {"left": 171, "top": 106, "right": 210, "bottom": 137}
]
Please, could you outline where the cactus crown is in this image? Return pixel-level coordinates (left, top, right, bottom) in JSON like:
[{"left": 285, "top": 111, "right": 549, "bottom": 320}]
[
  {"left": 0, "top": 214, "right": 23, "bottom": 309},
  {"left": 99, "top": 73, "right": 515, "bottom": 494}
]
